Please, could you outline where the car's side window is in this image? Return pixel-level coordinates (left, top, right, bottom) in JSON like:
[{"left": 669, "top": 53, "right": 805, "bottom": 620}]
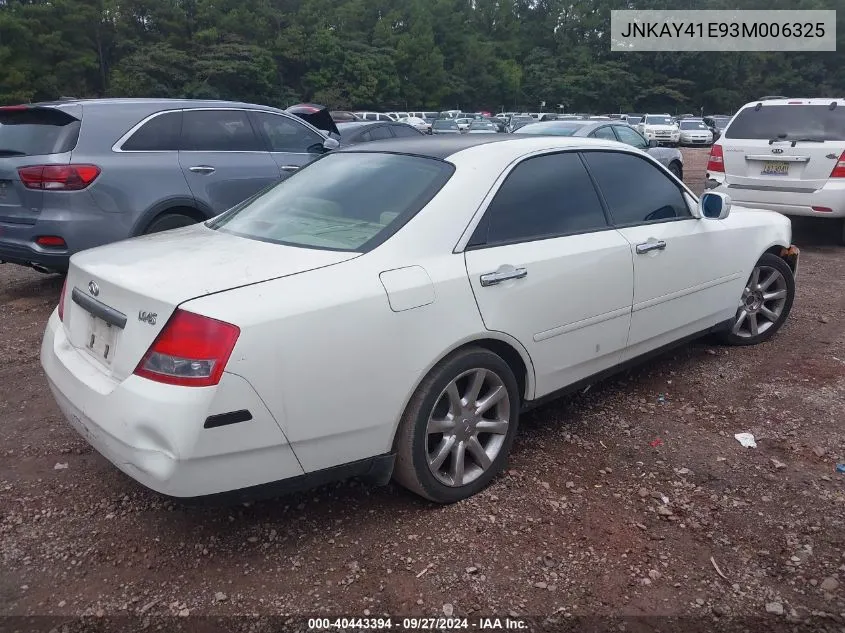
[
  {"left": 180, "top": 110, "right": 264, "bottom": 152},
  {"left": 470, "top": 152, "right": 609, "bottom": 247},
  {"left": 369, "top": 125, "right": 394, "bottom": 141},
  {"left": 249, "top": 111, "right": 323, "bottom": 153},
  {"left": 392, "top": 125, "right": 421, "bottom": 138},
  {"left": 121, "top": 111, "right": 183, "bottom": 151},
  {"left": 613, "top": 125, "right": 648, "bottom": 150},
  {"left": 583, "top": 151, "right": 691, "bottom": 225},
  {"left": 590, "top": 126, "right": 616, "bottom": 140},
  {"left": 357, "top": 131, "right": 372, "bottom": 142}
]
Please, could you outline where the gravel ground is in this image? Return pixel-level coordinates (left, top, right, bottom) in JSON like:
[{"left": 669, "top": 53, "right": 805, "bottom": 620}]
[{"left": 1, "top": 148, "right": 843, "bottom": 631}]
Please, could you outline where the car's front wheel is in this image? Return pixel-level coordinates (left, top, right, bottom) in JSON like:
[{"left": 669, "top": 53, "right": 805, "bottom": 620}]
[
  {"left": 720, "top": 253, "right": 795, "bottom": 346},
  {"left": 393, "top": 347, "right": 520, "bottom": 503}
]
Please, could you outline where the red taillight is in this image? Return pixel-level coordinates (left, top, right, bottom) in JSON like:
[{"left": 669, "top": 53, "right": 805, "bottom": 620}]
[
  {"left": 18, "top": 164, "right": 100, "bottom": 191},
  {"left": 707, "top": 144, "right": 724, "bottom": 173},
  {"left": 829, "top": 151, "right": 845, "bottom": 178},
  {"left": 58, "top": 277, "right": 67, "bottom": 321},
  {"left": 134, "top": 309, "right": 240, "bottom": 387},
  {"left": 36, "top": 235, "right": 67, "bottom": 248},
  {"left": 0, "top": 105, "right": 29, "bottom": 111},
  {"left": 812, "top": 206, "right": 833, "bottom": 213}
]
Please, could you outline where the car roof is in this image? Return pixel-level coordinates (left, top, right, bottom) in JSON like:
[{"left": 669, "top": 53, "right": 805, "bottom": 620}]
[
  {"left": 336, "top": 121, "right": 392, "bottom": 130},
  {"left": 737, "top": 97, "right": 845, "bottom": 109},
  {"left": 27, "top": 97, "right": 287, "bottom": 114},
  {"left": 335, "top": 135, "right": 624, "bottom": 161}
]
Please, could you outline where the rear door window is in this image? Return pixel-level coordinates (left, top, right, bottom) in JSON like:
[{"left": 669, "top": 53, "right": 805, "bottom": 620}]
[
  {"left": 369, "top": 126, "right": 394, "bottom": 141},
  {"left": 121, "top": 111, "right": 182, "bottom": 151},
  {"left": 726, "top": 104, "right": 845, "bottom": 141},
  {"left": 249, "top": 111, "right": 323, "bottom": 153},
  {"left": 0, "top": 108, "right": 80, "bottom": 156},
  {"left": 392, "top": 125, "right": 422, "bottom": 137},
  {"left": 180, "top": 110, "right": 264, "bottom": 152}
]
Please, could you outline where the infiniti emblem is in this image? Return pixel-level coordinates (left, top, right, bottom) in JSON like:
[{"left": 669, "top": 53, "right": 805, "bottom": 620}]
[
  {"left": 88, "top": 281, "right": 99, "bottom": 297},
  {"left": 771, "top": 148, "right": 784, "bottom": 154}
]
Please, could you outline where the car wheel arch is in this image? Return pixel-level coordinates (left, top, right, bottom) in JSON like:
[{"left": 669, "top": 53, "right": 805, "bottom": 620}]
[
  {"left": 389, "top": 334, "right": 536, "bottom": 452},
  {"left": 764, "top": 243, "right": 797, "bottom": 273},
  {"left": 131, "top": 199, "right": 213, "bottom": 237}
]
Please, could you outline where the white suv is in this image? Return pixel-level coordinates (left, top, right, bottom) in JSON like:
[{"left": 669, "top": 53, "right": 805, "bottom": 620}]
[
  {"left": 706, "top": 98, "right": 845, "bottom": 244},
  {"left": 637, "top": 114, "right": 680, "bottom": 147}
]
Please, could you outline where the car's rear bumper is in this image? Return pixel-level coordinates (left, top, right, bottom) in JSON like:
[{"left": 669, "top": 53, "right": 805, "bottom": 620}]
[
  {"left": 40, "top": 312, "right": 304, "bottom": 498},
  {"left": 707, "top": 178, "right": 845, "bottom": 218}
]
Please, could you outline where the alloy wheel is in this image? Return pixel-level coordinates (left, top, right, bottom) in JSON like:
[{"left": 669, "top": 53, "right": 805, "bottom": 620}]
[
  {"left": 732, "top": 265, "right": 788, "bottom": 338},
  {"left": 425, "top": 368, "right": 510, "bottom": 487}
]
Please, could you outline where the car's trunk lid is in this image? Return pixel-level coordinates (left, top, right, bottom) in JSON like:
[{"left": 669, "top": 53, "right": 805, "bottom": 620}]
[
  {"left": 0, "top": 105, "right": 81, "bottom": 225},
  {"left": 62, "top": 224, "right": 359, "bottom": 381},
  {"left": 721, "top": 102, "right": 845, "bottom": 191}
]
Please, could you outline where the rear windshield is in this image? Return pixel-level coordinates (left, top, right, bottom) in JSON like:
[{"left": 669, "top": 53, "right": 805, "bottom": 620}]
[
  {"left": 208, "top": 153, "right": 454, "bottom": 252},
  {"left": 433, "top": 120, "right": 458, "bottom": 129},
  {"left": 514, "top": 122, "right": 586, "bottom": 136},
  {"left": 680, "top": 120, "right": 709, "bottom": 130},
  {"left": 0, "top": 108, "right": 80, "bottom": 156},
  {"left": 470, "top": 121, "right": 497, "bottom": 130},
  {"left": 725, "top": 104, "right": 845, "bottom": 141}
]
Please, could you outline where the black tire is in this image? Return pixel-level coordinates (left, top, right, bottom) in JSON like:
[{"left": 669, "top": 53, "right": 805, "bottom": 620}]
[
  {"left": 719, "top": 253, "right": 795, "bottom": 346},
  {"left": 143, "top": 213, "right": 199, "bottom": 235},
  {"left": 668, "top": 162, "right": 683, "bottom": 180},
  {"left": 393, "top": 347, "right": 521, "bottom": 504},
  {"left": 839, "top": 219, "right": 845, "bottom": 246}
]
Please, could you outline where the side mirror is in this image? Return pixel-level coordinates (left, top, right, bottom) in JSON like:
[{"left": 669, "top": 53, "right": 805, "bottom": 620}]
[
  {"left": 308, "top": 137, "right": 340, "bottom": 154},
  {"left": 648, "top": 139, "right": 659, "bottom": 148},
  {"left": 699, "top": 192, "right": 731, "bottom": 219}
]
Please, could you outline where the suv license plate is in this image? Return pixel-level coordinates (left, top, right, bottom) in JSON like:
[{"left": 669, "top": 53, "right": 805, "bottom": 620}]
[{"left": 762, "top": 161, "right": 789, "bottom": 176}]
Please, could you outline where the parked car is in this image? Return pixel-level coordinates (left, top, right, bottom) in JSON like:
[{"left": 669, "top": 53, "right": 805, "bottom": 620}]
[
  {"left": 41, "top": 135, "right": 798, "bottom": 503},
  {"left": 336, "top": 121, "right": 424, "bottom": 144},
  {"left": 507, "top": 115, "right": 534, "bottom": 132},
  {"left": 703, "top": 115, "right": 731, "bottom": 142},
  {"left": 637, "top": 114, "right": 680, "bottom": 146},
  {"left": 467, "top": 120, "right": 500, "bottom": 134},
  {"left": 678, "top": 119, "right": 714, "bottom": 146},
  {"left": 626, "top": 113, "right": 644, "bottom": 126},
  {"left": 706, "top": 97, "right": 845, "bottom": 244},
  {"left": 455, "top": 118, "right": 473, "bottom": 132},
  {"left": 330, "top": 111, "right": 361, "bottom": 122},
  {"left": 514, "top": 120, "right": 684, "bottom": 179},
  {"left": 400, "top": 116, "right": 431, "bottom": 134},
  {"left": 432, "top": 119, "right": 461, "bottom": 134},
  {"left": 356, "top": 112, "right": 394, "bottom": 122},
  {"left": 0, "top": 99, "right": 337, "bottom": 274}
]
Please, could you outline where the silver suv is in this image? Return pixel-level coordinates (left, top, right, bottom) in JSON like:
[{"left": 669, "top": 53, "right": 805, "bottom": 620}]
[{"left": 0, "top": 98, "right": 336, "bottom": 273}]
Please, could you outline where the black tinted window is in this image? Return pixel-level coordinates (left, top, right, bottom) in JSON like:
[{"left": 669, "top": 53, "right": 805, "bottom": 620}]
[
  {"left": 476, "top": 152, "right": 608, "bottom": 245},
  {"left": 181, "top": 110, "right": 262, "bottom": 151},
  {"left": 369, "top": 126, "right": 393, "bottom": 141},
  {"left": 584, "top": 151, "right": 690, "bottom": 225},
  {"left": 0, "top": 108, "right": 80, "bottom": 155},
  {"left": 591, "top": 126, "right": 616, "bottom": 140},
  {"left": 726, "top": 105, "right": 845, "bottom": 141},
  {"left": 249, "top": 111, "right": 322, "bottom": 152},
  {"left": 392, "top": 124, "right": 422, "bottom": 137},
  {"left": 122, "top": 111, "right": 182, "bottom": 151}
]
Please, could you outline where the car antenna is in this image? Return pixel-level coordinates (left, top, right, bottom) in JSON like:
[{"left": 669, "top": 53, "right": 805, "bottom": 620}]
[
  {"left": 754, "top": 102, "right": 763, "bottom": 111},
  {"left": 829, "top": 101, "right": 837, "bottom": 110}
]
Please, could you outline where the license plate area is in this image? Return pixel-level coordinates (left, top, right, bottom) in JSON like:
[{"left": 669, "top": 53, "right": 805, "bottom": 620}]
[
  {"left": 85, "top": 314, "right": 118, "bottom": 365},
  {"left": 761, "top": 161, "right": 789, "bottom": 176},
  {"left": 0, "top": 181, "right": 9, "bottom": 200}
]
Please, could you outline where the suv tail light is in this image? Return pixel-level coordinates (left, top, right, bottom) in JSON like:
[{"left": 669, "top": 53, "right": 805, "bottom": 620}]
[
  {"left": 829, "top": 151, "right": 845, "bottom": 178},
  {"left": 18, "top": 165, "right": 100, "bottom": 190},
  {"left": 58, "top": 277, "right": 68, "bottom": 321},
  {"left": 134, "top": 309, "right": 240, "bottom": 387},
  {"left": 707, "top": 144, "right": 724, "bottom": 172}
]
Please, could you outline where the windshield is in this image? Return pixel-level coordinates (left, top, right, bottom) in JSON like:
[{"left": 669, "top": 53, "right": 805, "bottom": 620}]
[
  {"left": 645, "top": 116, "right": 673, "bottom": 125},
  {"left": 711, "top": 117, "right": 730, "bottom": 129},
  {"left": 680, "top": 121, "right": 709, "bottom": 130},
  {"left": 514, "top": 122, "right": 586, "bottom": 136},
  {"left": 433, "top": 120, "right": 458, "bottom": 129},
  {"left": 726, "top": 105, "right": 845, "bottom": 141},
  {"left": 208, "top": 153, "right": 454, "bottom": 252}
]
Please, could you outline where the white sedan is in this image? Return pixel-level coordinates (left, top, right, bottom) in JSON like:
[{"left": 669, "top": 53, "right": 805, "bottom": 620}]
[
  {"left": 41, "top": 136, "right": 798, "bottom": 504},
  {"left": 400, "top": 116, "right": 431, "bottom": 134}
]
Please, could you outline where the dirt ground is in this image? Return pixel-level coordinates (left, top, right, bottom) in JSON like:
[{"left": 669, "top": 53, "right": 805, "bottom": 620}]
[{"left": 1, "top": 148, "right": 843, "bottom": 632}]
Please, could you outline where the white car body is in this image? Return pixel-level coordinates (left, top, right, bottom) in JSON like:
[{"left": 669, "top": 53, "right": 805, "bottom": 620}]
[
  {"left": 455, "top": 118, "right": 472, "bottom": 132},
  {"left": 638, "top": 114, "right": 680, "bottom": 145},
  {"left": 678, "top": 119, "right": 714, "bottom": 146},
  {"left": 400, "top": 116, "right": 431, "bottom": 133},
  {"left": 41, "top": 136, "right": 795, "bottom": 500},
  {"left": 707, "top": 98, "right": 845, "bottom": 234}
]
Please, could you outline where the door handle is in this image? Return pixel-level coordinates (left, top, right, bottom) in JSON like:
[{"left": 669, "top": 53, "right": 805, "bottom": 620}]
[
  {"left": 479, "top": 265, "right": 528, "bottom": 287},
  {"left": 280, "top": 165, "right": 300, "bottom": 172},
  {"left": 636, "top": 240, "right": 667, "bottom": 254},
  {"left": 188, "top": 165, "right": 215, "bottom": 174}
]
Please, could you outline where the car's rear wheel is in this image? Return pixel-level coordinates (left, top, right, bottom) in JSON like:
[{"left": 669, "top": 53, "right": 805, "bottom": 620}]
[
  {"left": 143, "top": 213, "right": 199, "bottom": 235},
  {"left": 720, "top": 253, "right": 795, "bottom": 346},
  {"left": 393, "top": 347, "right": 520, "bottom": 503}
]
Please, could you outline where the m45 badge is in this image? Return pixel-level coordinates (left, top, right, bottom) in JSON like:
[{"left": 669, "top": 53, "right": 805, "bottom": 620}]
[{"left": 138, "top": 311, "right": 157, "bottom": 326}]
